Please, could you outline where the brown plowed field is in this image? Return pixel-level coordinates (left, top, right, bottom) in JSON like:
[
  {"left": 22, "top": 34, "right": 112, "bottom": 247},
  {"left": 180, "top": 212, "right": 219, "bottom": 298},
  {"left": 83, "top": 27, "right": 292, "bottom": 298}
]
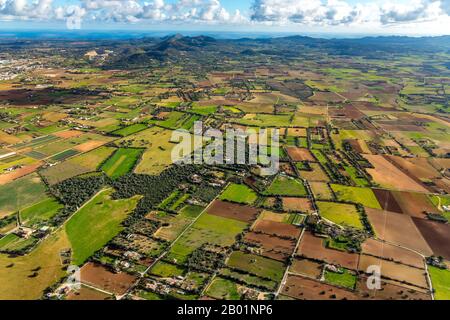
[
  {"left": 356, "top": 276, "right": 431, "bottom": 300},
  {"left": 290, "top": 258, "right": 323, "bottom": 279},
  {"left": 207, "top": 200, "right": 260, "bottom": 223},
  {"left": 412, "top": 218, "right": 450, "bottom": 260},
  {"left": 365, "top": 207, "right": 432, "bottom": 256},
  {"left": 282, "top": 274, "right": 358, "bottom": 300},
  {"left": 362, "top": 238, "right": 424, "bottom": 269},
  {"left": 66, "top": 285, "right": 113, "bottom": 300},
  {"left": 282, "top": 197, "right": 314, "bottom": 213},
  {"left": 80, "top": 262, "right": 137, "bottom": 295},
  {"left": 297, "top": 232, "right": 359, "bottom": 270},
  {"left": 358, "top": 255, "right": 428, "bottom": 289},
  {"left": 243, "top": 232, "right": 296, "bottom": 261},
  {"left": 252, "top": 220, "right": 301, "bottom": 239},
  {"left": 286, "top": 147, "right": 315, "bottom": 161},
  {"left": 392, "top": 191, "right": 438, "bottom": 218},
  {"left": 363, "top": 154, "right": 428, "bottom": 192},
  {"left": 372, "top": 189, "right": 403, "bottom": 213}
]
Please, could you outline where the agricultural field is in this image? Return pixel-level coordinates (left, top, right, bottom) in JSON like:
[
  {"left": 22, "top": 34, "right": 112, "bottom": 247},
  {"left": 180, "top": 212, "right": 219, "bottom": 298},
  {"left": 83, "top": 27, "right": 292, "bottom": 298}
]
[
  {"left": 317, "top": 201, "right": 364, "bottom": 229},
  {"left": 100, "top": 148, "right": 143, "bottom": 179},
  {"left": 0, "top": 32, "right": 448, "bottom": 301},
  {"left": 219, "top": 183, "right": 258, "bottom": 205}
]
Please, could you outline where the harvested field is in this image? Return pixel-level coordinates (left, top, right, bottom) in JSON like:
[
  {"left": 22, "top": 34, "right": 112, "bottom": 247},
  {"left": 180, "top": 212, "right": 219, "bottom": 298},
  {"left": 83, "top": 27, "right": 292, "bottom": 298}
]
[
  {"left": 66, "top": 285, "right": 113, "bottom": 300},
  {"left": 358, "top": 255, "right": 428, "bottom": 289},
  {"left": 356, "top": 276, "right": 431, "bottom": 300},
  {"left": 372, "top": 189, "right": 403, "bottom": 213},
  {"left": 282, "top": 197, "right": 314, "bottom": 213},
  {"left": 258, "top": 210, "right": 292, "bottom": 223},
  {"left": 366, "top": 208, "right": 432, "bottom": 256},
  {"left": 290, "top": 258, "right": 323, "bottom": 279},
  {"left": 412, "top": 218, "right": 450, "bottom": 260},
  {"left": 252, "top": 220, "right": 301, "bottom": 239},
  {"left": 53, "top": 130, "right": 83, "bottom": 139},
  {"left": 298, "top": 163, "right": 329, "bottom": 182},
  {"left": 362, "top": 238, "right": 424, "bottom": 269},
  {"left": 309, "top": 92, "right": 344, "bottom": 103},
  {"left": 297, "top": 232, "right": 359, "bottom": 270},
  {"left": 385, "top": 155, "right": 441, "bottom": 182},
  {"left": 287, "top": 128, "right": 307, "bottom": 137},
  {"left": 286, "top": 147, "right": 315, "bottom": 161},
  {"left": 392, "top": 191, "right": 438, "bottom": 218},
  {"left": 310, "top": 182, "right": 334, "bottom": 200},
  {"left": 243, "top": 232, "right": 296, "bottom": 261},
  {"left": 363, "top": 155, "right": 428, "bottom": 192},
  {"left": 80, "top": 262, "right": 137, "bottom": 295},
  {"left": 207, "top": 200, "right": 260, "bottom": 223},
  {"left": 282, "top": 274, "right": 358, "bottom": 300},
  {"left": 73, "top": 140, "right": 107, "bottom": 152}
]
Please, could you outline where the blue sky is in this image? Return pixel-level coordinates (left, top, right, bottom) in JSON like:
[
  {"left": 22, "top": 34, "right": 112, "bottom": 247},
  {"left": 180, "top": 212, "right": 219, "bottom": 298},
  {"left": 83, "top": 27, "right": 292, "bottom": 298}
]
[{"left": 0, "top": 0, "right": 449, "bottom": 35}]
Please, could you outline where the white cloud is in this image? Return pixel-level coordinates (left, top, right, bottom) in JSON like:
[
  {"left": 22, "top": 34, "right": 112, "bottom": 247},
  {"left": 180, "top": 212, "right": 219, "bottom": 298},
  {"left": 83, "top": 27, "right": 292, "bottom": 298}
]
[
  {"left": 0, "top": 0, "right": 448, "bottom": 29},
  {"left": 250, "top": 0, "right": 450, "bottom": 26}
]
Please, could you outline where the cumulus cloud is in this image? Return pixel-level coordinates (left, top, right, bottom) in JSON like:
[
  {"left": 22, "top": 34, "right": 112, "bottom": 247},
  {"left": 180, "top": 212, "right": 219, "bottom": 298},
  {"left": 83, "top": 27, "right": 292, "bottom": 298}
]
[
  {"left": 0, "top": 0, "right": 449, "bottom": 27},
  {"left": 250, "top": 0, "right": 450, "bottom": 26}
]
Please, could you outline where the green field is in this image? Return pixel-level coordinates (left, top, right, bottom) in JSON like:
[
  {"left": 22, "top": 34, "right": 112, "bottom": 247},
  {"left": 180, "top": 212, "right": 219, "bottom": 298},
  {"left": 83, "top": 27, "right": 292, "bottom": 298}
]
[
  {"left": 65, "top": 188, "right": 140, "bottom": 265},
  {"left": 20, "top": 197, "right": 63, "bottom": 227},
  {"left": 100, "top": 148, "right": 143, "bottom": 179},
  {"left": 0, "top": 233, "right": 37, "bottom": 252},
  {"left": 324, "top": 268, "right": 357, "bottom": 290},
  {"left": 206, "top": 277, "right": 241, "bottom": 300},
  {"left": 167, "top": 213, "right": 247, "bottom": 264},
  {"left": 330, "top": 184, "right": 381, "bottom": 209},
  {"left": 150, "top": 261, "right": 185, "bottom": 278},
  {"left": 265, "top": 175, "right": 307, "bottom": 196},
  {"left": 219, "top": 183, "right": 258, "bottom": 205},
  {"left": 227, "top": 251, "right": 285, "bottom": 282},
  {"left": 220, "top": 268, "right": 278, "bottom": 290},
  {"left": 317, "top": 201, "right": 363, "bottom": 229},
  {"left": 0, "top": 173, "right": 48, "bottom": 217},
  {"left": 112, "top": 123, "right": 147, "bottom": 137},
  {"left": 429, "top": 266, "right": 450, "bottom": 300}
]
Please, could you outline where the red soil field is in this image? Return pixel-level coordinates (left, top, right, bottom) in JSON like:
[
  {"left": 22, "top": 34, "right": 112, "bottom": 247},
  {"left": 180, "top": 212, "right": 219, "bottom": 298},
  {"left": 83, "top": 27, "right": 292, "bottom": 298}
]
[
  {"left": 412, "top": 218, "right": 450, "bottom": 260},
  {"left": 207, "top": 200, "right": 260, "bottom": 223},
  {"left": 282, "top": 274, "right": 358, "bottom": 300},
  {"left": 80, "top": 262, "right": 138, "bottom": 295},
  {"left": 297, "top": 232, "right": 359, "bottom": 270},
  {"left": 0, "top": 162, "right": 43, "bottom": 185},
  {"left": 365, "top": 208, "right": 432, "bottom": 256},
  {"left": 252, "top": 220, "right": 301, "bottom": 239},
  {"left": 362, "top": 238, "right": 424, "bottom": 269},
  {"left": 285, "top": 147, "right": 315, "bottom": 162},
  {"left": 243, "top": 232, "right": 296, "bottom": 261}
]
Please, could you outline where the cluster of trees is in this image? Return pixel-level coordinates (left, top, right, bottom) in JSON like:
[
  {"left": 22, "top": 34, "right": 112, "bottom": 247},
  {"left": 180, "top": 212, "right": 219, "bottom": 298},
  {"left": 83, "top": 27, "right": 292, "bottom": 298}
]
[
  {"left": 111, "top": 165, "right": 200, "bottom": 225},
  {"left": 187, "top": 245, "right": 227, "bottom": 273},
  {"left": 49, "top": 173, "right": 109, "bottom": 225},
  {"left": 191, "top": 182, "right": 221, "bottom": 203}
]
